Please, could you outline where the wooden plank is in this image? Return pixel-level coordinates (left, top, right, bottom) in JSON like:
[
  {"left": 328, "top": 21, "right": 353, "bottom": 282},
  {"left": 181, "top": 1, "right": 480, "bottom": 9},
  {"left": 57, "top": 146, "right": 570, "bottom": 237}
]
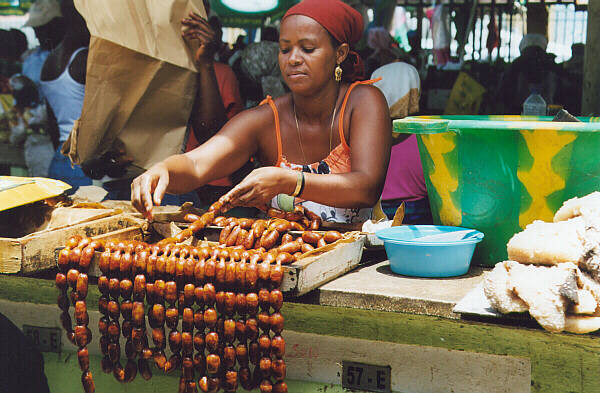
[
  {"left": 0, "top": 298, "right": 530, "bottom": 393},
  {"left": 284, "top": 331, "right": 530, "bottom": 393},
  {"left": 189, "top": 226, "right": 366, "bottom": 296},
  {"left": 91, "top": 225, "right": 144, "bottom": 242},
  {"left": 1, "top": 276, "right": 600, "bottom": 392},
  {"left": 25, "top": 207, "right": 117, "bottom": 233},
  {"left": 0, "top": 214, "right": 145, "bottom": 274},
  {"left": 0, "top": 239, "right": 22, "bottom": 274},
  {"left": 283, "top": 235, "right": 366, "bottom": 296}
]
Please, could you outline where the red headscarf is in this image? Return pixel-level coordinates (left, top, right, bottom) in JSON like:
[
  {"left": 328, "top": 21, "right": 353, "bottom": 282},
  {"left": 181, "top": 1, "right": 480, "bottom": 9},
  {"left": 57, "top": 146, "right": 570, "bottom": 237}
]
[
  {"left": 283, "top": 0, "right": 365, "bottom": 80},
  {"left": 283, "top": 0, "right": 364, "bottom": 45}
]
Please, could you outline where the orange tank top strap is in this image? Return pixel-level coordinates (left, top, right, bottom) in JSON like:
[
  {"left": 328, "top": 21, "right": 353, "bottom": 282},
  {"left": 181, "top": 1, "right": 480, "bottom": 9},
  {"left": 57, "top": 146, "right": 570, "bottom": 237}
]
[
  {"left": 337, "top": 77, "right": 383, "bottom": 150},
  {"left": 259, "top": 95, "right": 283, "bottom": 167}
]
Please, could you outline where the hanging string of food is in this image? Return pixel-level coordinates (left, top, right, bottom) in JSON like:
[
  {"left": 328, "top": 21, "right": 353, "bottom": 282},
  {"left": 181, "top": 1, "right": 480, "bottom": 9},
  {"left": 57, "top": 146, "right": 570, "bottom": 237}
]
[{"left": 55, "top": 200, "right": 343, "bottom": 393}]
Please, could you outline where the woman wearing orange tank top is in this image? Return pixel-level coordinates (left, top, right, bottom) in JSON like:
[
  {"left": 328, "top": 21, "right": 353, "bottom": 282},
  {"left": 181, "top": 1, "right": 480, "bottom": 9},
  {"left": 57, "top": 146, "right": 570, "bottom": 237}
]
[{"left": 131, "top": 0, "right": 391, "bottom": 222}]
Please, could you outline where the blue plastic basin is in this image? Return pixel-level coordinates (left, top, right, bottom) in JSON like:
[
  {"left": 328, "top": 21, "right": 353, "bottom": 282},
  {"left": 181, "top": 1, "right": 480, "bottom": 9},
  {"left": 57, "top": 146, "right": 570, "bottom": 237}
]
[{"left": 375, "top": 225, "right": 484, "bottom": 277}]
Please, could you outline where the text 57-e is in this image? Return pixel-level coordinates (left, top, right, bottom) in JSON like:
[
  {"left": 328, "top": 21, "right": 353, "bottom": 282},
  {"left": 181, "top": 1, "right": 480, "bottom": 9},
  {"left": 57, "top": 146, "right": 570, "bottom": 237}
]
[{"left": 342, "top": 360, "right": 391, "bottom": 393}]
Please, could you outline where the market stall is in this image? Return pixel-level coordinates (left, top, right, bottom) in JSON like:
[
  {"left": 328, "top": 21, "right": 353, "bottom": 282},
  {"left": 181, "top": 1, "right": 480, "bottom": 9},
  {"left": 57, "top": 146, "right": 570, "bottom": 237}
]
[
  {"left": 2, "top": 0, "right": 600, "bottom": 392},
  {"left": 2, "top": 248, "right": 600, "bottom": 393},
  {"left": 1, "top": 178, "right": 600, "bottom": 393},
  {"left": 1, "top": 160, "right": 600, "bottom": 393},
  {"left": 0, "top": 179, "right": 377, "bottom": 392},
  {"left": 4, "top": 111, "right": 600, "bottom": 393}
]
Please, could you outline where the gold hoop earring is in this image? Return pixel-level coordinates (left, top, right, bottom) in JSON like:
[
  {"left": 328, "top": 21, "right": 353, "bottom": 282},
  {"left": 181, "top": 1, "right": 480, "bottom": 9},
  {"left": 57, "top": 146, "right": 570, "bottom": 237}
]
[{"left": 334, "top": 64, "right": 342, "bottom": 82}]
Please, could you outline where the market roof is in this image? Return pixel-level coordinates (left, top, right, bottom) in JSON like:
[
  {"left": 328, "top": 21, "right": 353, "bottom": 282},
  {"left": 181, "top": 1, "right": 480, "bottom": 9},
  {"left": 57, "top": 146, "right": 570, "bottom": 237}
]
[
  {"left": 396, "top": 0, "right": 587, "bottom": 4},
  {"left": 0, "top": 0, "right": 32, "bottom": 16}
]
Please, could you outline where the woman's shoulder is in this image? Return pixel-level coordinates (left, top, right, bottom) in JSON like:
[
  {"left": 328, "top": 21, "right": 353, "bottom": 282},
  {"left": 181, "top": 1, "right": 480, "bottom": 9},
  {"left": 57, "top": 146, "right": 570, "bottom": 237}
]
[
  {"left": 230, "top": 93, "right": 291, "bottom": 127},
  {"left": 266, "top": 93, "right": 292, "bottom": 108},
  {"left": 346, "top": 82, "right": 388, "bottom": 111}
]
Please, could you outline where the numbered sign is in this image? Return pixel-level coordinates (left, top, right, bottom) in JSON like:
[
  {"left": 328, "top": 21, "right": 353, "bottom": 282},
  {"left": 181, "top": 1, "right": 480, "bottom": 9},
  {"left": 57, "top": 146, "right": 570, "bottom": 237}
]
[
  {"left": 22, "top": 325, "right": 61, "bottom": 353},
  {"left": 342, "top": 360, "right": 391, "bottom": 393}
]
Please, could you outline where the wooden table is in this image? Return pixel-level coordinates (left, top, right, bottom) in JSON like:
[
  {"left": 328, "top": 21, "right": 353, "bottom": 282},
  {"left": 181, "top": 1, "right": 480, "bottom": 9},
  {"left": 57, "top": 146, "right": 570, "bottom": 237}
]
[{"left": 1, "top": 253, "right": 600, "bottom": 392}]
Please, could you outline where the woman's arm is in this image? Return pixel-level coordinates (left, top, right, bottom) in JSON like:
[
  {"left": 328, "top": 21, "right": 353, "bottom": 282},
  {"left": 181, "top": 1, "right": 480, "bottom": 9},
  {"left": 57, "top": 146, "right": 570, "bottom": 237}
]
[
  {"left": 131, "top": 106, "right": 268, "bottom": 218},
  {"left": 221, "top": 85, "right": 391, "bottom": 210}
]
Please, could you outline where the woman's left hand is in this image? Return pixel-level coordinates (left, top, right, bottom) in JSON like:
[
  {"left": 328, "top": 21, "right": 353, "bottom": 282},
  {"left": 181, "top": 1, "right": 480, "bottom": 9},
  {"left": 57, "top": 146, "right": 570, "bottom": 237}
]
[{"left": 219, "top": 167, "right": 296, "bottom": 211}]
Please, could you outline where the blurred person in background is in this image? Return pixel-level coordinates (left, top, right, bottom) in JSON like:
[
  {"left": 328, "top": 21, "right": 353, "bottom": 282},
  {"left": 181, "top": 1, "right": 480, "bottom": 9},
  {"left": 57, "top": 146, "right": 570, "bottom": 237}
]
[
  {"left": 3, "top": 0, "right": 65, "bottom": 179},
  {"left": 40, "top": 0, "right": 92, "bottom": 192},
  {"left": 372, "top": 62, "right": 431, "bottom": 224},
  {"left": 427, "top": 3, "right": 451, "bottom": 66},
  {"left": 233, "top": 34, "right": 247, "bottom": 52},
  {"left": 0, "top": 29, "right": 28, "bottom": 92},
  {"left": 180, "top": 8, "right": 246, "bottom": 208},
  {"left": 8, "top": 74, "right": 54, "bottom": 177},
  {"left": 497, "top": 34, "right": 561, "bottom": 115},
  {"left": 0, "top": 29, "right": 28, "bottom": 64},
  {"left": 560, "top": 43, "right": 584, "bottom": 115},
  {"left": 0, "top": 312, "right": 50, "bottom": 393},
  {"left": 240, "top": 40, "right": 287, "bottom": 106},
  {"left": 262, "top": 26, "right": 279, "bottom": 42},
  {"left": 0, "top": 29, "right": 28, "bottom": 144},
  {"left": 22, "top": 0, "right": 65, "bottom": 93},
  {"left": 208, "top": 15, "right": 233, "bottom": 64},
  {"left": 391, "top": 7, "right": 411, "bottom": 53},
  {"left": 365, "top": 26, "right": 407, "bottom": 77},
  {"left": 227, "top": 34, "right": 246, "bottom": 75}
]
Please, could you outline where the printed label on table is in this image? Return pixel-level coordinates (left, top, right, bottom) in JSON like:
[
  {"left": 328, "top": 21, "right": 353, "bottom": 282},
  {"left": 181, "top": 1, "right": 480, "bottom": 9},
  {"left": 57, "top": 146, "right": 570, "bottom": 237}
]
[
  {"left": 342, "top": 360, "right": 391, "bottom": 393},
  {"left": 23, "top": 325, "right": 61, "bottom": 353}
]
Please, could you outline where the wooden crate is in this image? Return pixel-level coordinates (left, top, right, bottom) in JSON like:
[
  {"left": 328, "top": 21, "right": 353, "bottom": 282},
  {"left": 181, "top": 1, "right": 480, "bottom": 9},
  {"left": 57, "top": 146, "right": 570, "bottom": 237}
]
[
  {"left": 281, "top": 234, "right": 365, "bottom": 296},
  {"left": 1, "top": 213, "right": 145, "bottom": 274},
  {"left": 180, "top": 224, "right": 367, "bottom": 296},
  {"left": 175, "top": 225, "right": 367, "bottom": 296},
  {"left": 80, "top": 231, "right": 365, "bottom": 297}
]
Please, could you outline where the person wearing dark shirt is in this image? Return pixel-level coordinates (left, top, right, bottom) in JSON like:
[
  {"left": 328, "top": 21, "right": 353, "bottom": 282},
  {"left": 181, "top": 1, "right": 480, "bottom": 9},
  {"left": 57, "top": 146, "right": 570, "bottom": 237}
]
[
  {"left": 497, "top": 34, "right": 561, "bottom": 114},
  {"left": 0, "top": 312, "right": 50, "bottom": 393}
]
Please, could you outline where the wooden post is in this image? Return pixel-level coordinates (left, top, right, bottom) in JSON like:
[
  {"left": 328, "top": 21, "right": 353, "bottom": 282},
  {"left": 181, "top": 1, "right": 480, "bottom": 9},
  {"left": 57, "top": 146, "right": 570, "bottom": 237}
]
[
  {"left": 457, "top": 0, "right": 478, "bottom": 61},
  {"left": 526, "top": 3, "right": 548, "bottom": 36},
  {"left": 582, "top": 0, "right": 600, "bottom": 116},
  {"left": 416, "top": 6, "right": 423, "bottom": 52}
]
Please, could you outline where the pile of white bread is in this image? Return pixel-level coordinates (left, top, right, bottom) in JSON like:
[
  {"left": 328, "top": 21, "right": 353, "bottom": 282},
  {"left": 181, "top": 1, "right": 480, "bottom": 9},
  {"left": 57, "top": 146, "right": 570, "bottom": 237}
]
[{"left": 484, "top": 192, "right": 600, "bottom": 333}]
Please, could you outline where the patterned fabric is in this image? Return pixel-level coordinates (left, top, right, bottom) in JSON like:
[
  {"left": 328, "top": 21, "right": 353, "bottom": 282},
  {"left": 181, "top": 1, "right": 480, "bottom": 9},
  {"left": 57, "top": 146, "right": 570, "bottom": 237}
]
[
  {"left": 274, "top": 146, "right": 372, "bottom": 224},
  {"left": 240, "top": 42, "right": 286, "bottom": 99},
  {"left": 282, "top": 0, "right": 366, "bottom": 81},
  {"left": 283, "top": 0, "right": 363, "bottom": 45},
  {"left": 371, "top": 62, "right": 419, "bottom": 118},
  {"left": 240, "top": 42, "right": 279, "bottom": 83}
]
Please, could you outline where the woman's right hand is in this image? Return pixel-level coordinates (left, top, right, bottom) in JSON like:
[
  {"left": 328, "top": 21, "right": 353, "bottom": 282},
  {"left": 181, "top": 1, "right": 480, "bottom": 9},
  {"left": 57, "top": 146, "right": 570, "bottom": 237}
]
[{"left": 131, "top": 163, "right": 170, "bottom": 220}]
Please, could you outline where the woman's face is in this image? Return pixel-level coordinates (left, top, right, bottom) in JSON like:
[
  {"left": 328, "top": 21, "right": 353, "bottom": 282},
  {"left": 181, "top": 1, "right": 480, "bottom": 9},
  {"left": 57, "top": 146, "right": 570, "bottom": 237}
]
[{"left": 279, "top": 15, "right": 338, "bottom": 95}]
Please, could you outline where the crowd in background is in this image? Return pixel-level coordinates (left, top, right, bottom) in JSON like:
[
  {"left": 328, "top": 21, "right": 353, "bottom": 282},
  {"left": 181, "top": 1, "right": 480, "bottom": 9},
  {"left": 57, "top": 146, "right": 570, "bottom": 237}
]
[{"left": 0, "top": 0, "right": 588, "bottom": 224}]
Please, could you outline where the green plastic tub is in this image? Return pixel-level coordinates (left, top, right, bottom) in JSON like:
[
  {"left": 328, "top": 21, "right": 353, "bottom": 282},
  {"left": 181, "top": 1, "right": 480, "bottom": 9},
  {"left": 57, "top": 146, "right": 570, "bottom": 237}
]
[{"left": 394, "top": 115, "right": 600, "bottom": 266}]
